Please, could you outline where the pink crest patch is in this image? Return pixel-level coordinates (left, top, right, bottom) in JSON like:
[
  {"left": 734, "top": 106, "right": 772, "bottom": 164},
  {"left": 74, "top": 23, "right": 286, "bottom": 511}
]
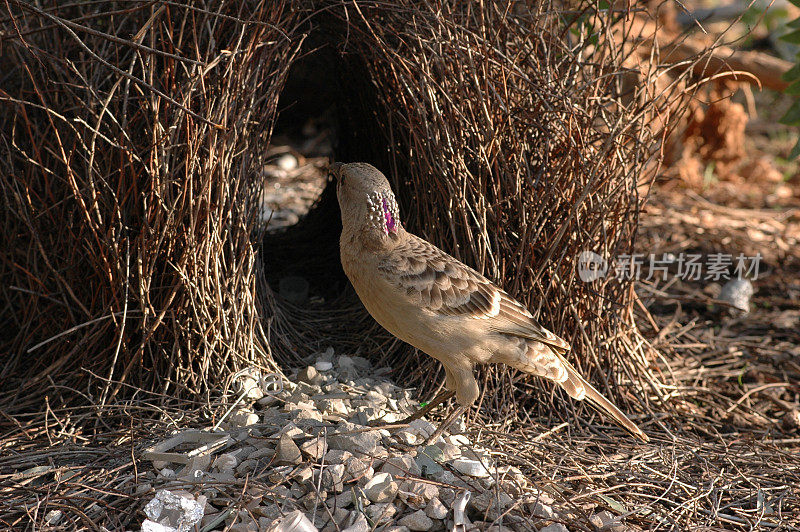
[{"left": 381, "top": 197, "right": 396, "bottom": 234}]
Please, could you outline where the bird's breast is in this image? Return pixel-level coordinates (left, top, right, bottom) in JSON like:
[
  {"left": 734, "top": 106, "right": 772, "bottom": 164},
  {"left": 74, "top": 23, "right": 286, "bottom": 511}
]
[
  {"left": 342, "top": 254, "right": 409, "bottom": 340},
  {"left": 339, "top": 233, "right": 500, "bottom": 365}
]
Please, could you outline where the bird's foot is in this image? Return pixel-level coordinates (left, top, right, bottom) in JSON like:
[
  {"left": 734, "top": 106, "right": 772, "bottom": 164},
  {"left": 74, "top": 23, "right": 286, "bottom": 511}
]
[
  {"left": 423, "top": 403, "right": 469, "bottom": 446},
  {"left": 399, "top": 390, "right": 455, "bottom": 425}
]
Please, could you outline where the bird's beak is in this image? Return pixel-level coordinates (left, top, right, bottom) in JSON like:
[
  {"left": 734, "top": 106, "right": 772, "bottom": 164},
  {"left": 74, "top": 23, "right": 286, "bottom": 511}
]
[{"left": 328, "top": 162, "right": 343, "bottom": 179}]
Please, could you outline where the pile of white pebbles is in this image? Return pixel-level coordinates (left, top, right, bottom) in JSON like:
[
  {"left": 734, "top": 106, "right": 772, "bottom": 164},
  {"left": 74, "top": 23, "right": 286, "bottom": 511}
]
[{"left": 139, "top": 350, "right": 627, "bottom": 532}]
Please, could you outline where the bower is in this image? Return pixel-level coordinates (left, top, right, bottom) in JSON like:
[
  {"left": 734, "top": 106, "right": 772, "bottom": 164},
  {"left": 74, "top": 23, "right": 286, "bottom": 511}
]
[{"left": 0, "top": 1, "right": 685, "bottom": 425}]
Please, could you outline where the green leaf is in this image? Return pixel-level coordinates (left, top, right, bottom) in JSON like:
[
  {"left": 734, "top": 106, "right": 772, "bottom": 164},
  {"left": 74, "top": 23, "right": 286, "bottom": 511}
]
[
  {"left": 790, "top": 139, "right": 800, "bottom": 160},
  {"left": 780, "top": 101, "right": 800, "bottom": 126},
  {"left": 788, "top": 0, "right": 800, "bottom": 8},
  {"left": 597, "top": 494, "right": 628, "bottom": 514},
  {"left": 785, "top": 80, "right": 800, "bottom": 95},
  {"left": 787, "top": 17, "right": 800, "bottom": 29},
  {"left": 784, "top": 63, "right": 800, "bottom": 82},
  {"left": 781, "top": 29, "right": 800, "bottom": 44}
]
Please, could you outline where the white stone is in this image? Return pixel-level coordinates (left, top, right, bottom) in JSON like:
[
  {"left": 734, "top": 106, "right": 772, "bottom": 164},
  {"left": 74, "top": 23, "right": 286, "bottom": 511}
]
[
  {"left": 590, "top": 510, "right": 626, "bottom": 531},
  {"left": 394, "top": 430, "right": 419, "bottom": 446},
  {"left": 363, "top": 472, "right": 399, "bottom": 503},
  {"left": 365, "top": 390, "right": 387, "bottom": 406},
  {"left": 297, "top": 411, "right": 326, "bottom": 424},
  {"left": 343, "top": 456, "right": 373, "bottom": 482},
  {"left": 381, "top": 455, "right": 421, "bottom": 477},
  {"left": 341, "top": 512, "right": 369, "bottom": 532},
  {"left": 315, "top": 360, "right": 334, "bottom": 371},
  {"left": 365, "top": 502, "right": 397, "bottom": 524},
  {"left": 530, "top": 500, "right": 555, "bottom": 519},
  {"left": 403, "top": 481, "right": 439, "bottom": 503},
  {"left": 320, "top": 463, "right": 346, "bottom": 492},
  {"left": 719, "top": 278, "right": 754, "bottom": 313},
  {"left": 432, "top": 470, "right": 469, "bottom": 490},
  {"left": 235, "top": 459, "right": 257, "bottom": 475},
  {"left": 236, "top": 375, "right": 264, "bottom": 401},
  {"left": 229, "top": 409, "right": 259, "bottom": 427},
  {"left": 318, "top": 398, "right": 349, "bottom": 416},
  {"left": 470, "top": 491, "right": 513, "bottom": 520},
  {"left": 452, "top": 457, "right": 491, "bottom": 478},
  {"left": 328, "top": 422, "right": 380, "bottom": 454},
  {"left": 435, "top": 441, "right": 462, "bottom": 461},
  {"left": 324, "top": 449, "right": 352, "bottom": 464},
  {"left": 292, "top": 465, "right": 314, "bottom": 484},
  {"left": 213, "top": 453, "right": 238, "bottom": 473},
  {"left": 398, "top": 510, "right": 434, "bottom": 531},
  {"left": 273, "top": 422, "right": 306, "bottom": 439},
  {"left": 44, "top": 510, "right": 62, "bottom": 526},
  {"left": 539, "top": 524, "right": 569, "bottom": 532},
  {"left": 297, "top": 366, "right": 321, "bottom": 385},
  {"left": 300, "top": 438, "right": 327, "bottom": 460},
  {"left": 407, "top": 419, "right": 436, "bottom": 439},
  {"left": 446, "top": 434, "right": 471, "bottom": 446},
  {"left": 276, "top": 153, "right": 298, "bottom": 171},
  {"left": 274, "top": 433, "right": 302, "bottom": 465},
  {"left": 327, "top": 490, "right": 355, "bottom": 509},
  {"left": 425, "top": 497, "right": 448, "bottom": 520}
]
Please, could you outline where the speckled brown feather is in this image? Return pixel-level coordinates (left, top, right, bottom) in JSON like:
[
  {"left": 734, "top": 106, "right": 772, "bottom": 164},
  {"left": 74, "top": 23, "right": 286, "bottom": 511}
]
[{"left": 378, "top": 234, "right": 570, "bottom": 352}]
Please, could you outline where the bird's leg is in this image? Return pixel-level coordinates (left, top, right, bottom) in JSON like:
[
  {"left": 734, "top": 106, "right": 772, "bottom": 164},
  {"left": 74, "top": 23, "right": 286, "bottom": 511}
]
[
  {"left": 399, "top": 389, "right": 455, "bottom": 424},
  {"left": 425, "top": 403, "right": 469, "bottom": 445}
]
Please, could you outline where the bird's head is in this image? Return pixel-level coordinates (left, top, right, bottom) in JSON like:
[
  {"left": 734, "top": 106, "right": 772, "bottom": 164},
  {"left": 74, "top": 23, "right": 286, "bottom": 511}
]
[{"left": 329, "top": 162, "right": 401, "bottom": 238}]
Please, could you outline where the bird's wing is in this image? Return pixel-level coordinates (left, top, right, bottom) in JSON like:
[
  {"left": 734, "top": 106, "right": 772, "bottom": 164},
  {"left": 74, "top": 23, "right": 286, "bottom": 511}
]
[{"left": 377, "top": 234, "right": 570, "bottom": 352}]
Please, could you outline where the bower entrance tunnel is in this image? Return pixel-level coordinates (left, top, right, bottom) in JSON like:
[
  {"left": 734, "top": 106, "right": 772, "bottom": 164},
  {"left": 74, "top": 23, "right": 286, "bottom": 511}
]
[
  {"left": 262, "top": 45, "right": 382, "bottom": 300},
  {"left": 259, "top": 40, "right": 426, "bottom": 376}
]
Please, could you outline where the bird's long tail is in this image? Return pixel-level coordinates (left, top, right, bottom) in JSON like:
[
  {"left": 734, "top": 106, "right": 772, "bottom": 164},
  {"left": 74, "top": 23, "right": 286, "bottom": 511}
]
[{"left": 556, "top": 352, "right": 649, "bottom": 442}]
